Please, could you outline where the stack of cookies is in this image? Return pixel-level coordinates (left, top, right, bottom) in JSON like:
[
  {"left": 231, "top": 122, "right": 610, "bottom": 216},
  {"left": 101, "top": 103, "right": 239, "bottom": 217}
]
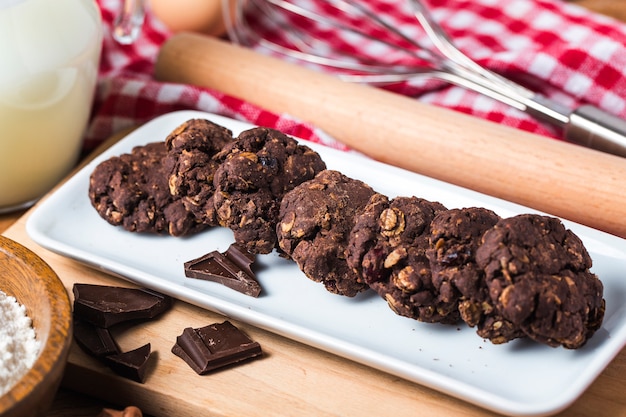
[{"left": 89, "top": 118, "right": 605, "bottom": 349}]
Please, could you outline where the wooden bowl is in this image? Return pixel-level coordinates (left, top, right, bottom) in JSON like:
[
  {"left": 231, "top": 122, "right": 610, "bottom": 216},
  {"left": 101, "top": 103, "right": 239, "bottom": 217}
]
[{"left": 0, "top": 235, "right": 72, "bottom": 417}]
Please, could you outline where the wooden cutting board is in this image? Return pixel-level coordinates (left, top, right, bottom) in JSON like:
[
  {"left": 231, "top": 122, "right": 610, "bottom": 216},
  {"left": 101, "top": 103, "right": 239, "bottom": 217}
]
[
  {"left": 2, "top": 130, "right": 625, "bottom": 417},
  {"left": 5, "top": 205, "right": 483, "bottom": 417}
]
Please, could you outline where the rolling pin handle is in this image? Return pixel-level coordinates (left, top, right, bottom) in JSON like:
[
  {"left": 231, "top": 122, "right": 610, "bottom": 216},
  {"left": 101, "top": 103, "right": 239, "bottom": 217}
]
[{"left": 564, "top": 105, "right": 626, "bottom": 158}]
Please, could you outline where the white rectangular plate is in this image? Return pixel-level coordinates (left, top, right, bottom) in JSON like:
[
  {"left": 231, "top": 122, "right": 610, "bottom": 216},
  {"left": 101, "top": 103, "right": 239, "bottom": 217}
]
[{"left": 26, "top": 111, "right": 626, "bottom": 416}]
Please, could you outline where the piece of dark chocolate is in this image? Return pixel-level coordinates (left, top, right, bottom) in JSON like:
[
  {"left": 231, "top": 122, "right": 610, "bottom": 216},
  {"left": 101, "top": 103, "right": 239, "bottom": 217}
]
[
  {"left": 171, "top": 321, "right": 262, "bottom": 374},
  {"left": 73, "top": 320, "right": 121, "bottom": 357},
  {"left": 104, "top": 343, "right": 152, "bottom": 383},
  {"left": 184, "top": 243, "right": 261, "bottom": 297},
  {"left": 73, "top": 284, "right": 172, "bottom": 328},
  {"left": 72, "top": 315, "right": 152, "bottom": 383}
]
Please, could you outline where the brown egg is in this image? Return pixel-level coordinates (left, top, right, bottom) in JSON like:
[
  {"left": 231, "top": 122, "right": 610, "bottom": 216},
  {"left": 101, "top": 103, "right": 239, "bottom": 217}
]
[{"left": 149, "top": 0, "right": 230, "bottom": 36}]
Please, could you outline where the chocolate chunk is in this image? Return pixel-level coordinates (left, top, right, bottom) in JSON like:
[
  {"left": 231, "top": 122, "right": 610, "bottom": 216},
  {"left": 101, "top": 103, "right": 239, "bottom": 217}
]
[
  {"left": 104, "top": 343, "right": 152, "bottom": 383},
  {"left": 184, "top": 243, "right": 261, "bottom": 297},
  {"left": 73, "top": 318, "right": 152, "bottom": 383},
  {"left": 73, "top": 320, "right": 121, "bottom": 357},
  {"left": 172, "top": 321, "right": 262, "bottom": 374},
  {"left": 73, "top": 284, "right": 172, "bottom": 328}
]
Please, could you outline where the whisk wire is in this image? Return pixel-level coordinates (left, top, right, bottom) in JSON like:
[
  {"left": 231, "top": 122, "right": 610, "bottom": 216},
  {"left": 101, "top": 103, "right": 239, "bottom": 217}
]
[
  {"left": 244, "top": 0, "right": 418, "bottom": 73},
  {"left": 262, "top": 0, "right": 440, "bottom": 67},
  {"left": 235, "top": 0, "right": 564, "bottom": 120},
  {"left": 226, "top": 0, "right": 624, "bottom": 135}
]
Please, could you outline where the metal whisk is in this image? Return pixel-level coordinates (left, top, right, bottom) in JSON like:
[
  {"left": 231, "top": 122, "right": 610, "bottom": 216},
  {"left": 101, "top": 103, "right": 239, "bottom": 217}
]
[{"left": 223, "top": 0, "right": 626, "bottom": 157}]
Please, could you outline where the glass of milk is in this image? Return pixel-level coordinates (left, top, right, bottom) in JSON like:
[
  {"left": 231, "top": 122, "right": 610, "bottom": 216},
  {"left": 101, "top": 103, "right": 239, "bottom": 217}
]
[{"left": 0, "top": 0, "right": 102, "bottom": 212}]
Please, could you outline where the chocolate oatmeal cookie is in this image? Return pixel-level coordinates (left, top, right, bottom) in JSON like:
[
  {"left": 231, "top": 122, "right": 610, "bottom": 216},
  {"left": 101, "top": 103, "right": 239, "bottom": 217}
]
[
  {"left": 347, "top": 193, "right": 454, "bottom": 323},
  {"left": 164, "top": 119, "right": 235, "bottom": 226},
  {"left": 89, "top": 142, "right": 205, "bottom": 236},
  {"left": 277, "top": 169, "right": 376, "bottom": 297},
  {"left": 475, "top": 214, "right": 605, "bottom": 348},
  {"left": 213, "top": 127, "right": 326, "bottom": 254},
  {"left": 426, "top": 207, "right": 523, "bottom": 342}
]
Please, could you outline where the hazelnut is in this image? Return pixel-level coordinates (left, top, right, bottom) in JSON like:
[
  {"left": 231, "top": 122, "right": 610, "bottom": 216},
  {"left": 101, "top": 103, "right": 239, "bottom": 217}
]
[
  {"left": 168, "top": 174, "right": 178, "bottom": 195},
  {"left": 280, "top": 213, "right": 295, "bottom": 233},
  {"left": 394, "top": 266, "right": 417, "bottom": 292},
  {"left": 380, "top": 207, "right": 405, "bottom": 237},
  {"left": 236, "top": 151, "right": 258, "bottom": 163},
  {"left": 384, "top": 247, "right": 406, "bottom": 268}
]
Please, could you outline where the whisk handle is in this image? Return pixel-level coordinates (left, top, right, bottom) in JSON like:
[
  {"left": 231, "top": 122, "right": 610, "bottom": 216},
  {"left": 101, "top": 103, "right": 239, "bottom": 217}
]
[{"left": 564, "top": 105, "right": 626, "bottom": 158}]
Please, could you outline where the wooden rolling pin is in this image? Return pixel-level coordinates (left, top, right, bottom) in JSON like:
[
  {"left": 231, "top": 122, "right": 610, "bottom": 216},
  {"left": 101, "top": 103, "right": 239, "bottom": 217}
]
[{"left": 155, "top": 32, "right": 626, "bottom": 239}]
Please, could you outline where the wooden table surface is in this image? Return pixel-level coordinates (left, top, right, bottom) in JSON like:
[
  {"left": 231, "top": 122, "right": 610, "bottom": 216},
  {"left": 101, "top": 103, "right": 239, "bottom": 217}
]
[{"left": 2, "top": 2, "right": 626, "bottom": 416}]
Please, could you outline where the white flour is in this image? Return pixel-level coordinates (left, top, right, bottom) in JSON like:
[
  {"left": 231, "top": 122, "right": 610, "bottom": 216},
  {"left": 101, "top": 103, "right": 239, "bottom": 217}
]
[{"left": 0, "top": 290, "right": 41, "bottom": 396}]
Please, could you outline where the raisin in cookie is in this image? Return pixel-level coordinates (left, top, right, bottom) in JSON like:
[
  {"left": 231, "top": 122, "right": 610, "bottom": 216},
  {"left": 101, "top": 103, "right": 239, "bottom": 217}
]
[
  {"left": 475, "top": 214, "right": 605, "bottom": 348},
  {"left": 347, "top": 193, "right": 454, "bottom": 323},
  {"left": 213, "top": 127, "right": 326, "bottom": 254},
  {"left": 164, "top": 119, "right": 235, "bottom": 227},
  {"left": 89, "top": 142, "right": 204, "bottom": 236},
  {"left": 277, "top": 169, "right": 375, "bottom": 297}
]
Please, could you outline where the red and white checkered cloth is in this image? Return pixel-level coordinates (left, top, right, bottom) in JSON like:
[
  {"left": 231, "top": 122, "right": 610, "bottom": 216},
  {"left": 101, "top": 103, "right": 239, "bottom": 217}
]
[{"left": 87, "top": 0, "right": 626, "bottom": 153}]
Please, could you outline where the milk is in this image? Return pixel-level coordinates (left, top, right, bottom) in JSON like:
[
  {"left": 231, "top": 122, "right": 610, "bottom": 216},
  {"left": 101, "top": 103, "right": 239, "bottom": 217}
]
[{"left": 0, "top": 0, "right": 102, "bottom": 211}]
